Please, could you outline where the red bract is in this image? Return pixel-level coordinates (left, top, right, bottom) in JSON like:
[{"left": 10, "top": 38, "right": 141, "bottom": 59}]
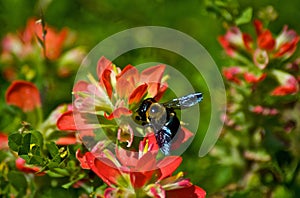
[
  {"left": 254, "top": 20, "right": 276, "bottom": 51},
  {"left": 21, "top": 18, "right": 68, "bottom": 60},
  {"left": 244, "top": 72, "right": 266, "bottom": 84},
  {"left": 76, "top": 135, "right": 206, "bottom": 198},
  {"left": 15, "top": 158, "right": 45, "bottom": 176},
  {"left": 5, "top": 80, "right": 41, "bottom": 112},
  {"left": 36, "top": 22, "right": 68, "bottom": 60},
  {"left": 57, "top": 110, "right": 77, "bottom": 131},
  {"left": 274, "top": 25, "right": 300, "bottom": 58},
  {"left": 58, "top": 56, "right": 168, "bottom": 147},
  {"left": 222, "top": 67, "right": 242, "bottom": 84},
  {"left": 271, "top": 76, "right": 299, "bottom": 96},
  {"left": 251, "top": 105, "right": 278, "bottom": 116},
  {"left": 218, "top": 27, "right": 252, "bottom": 57},
  {"left": 0, "top": 133, "right": 8, "bottom": 150},
  {"left": 1, "top": 18, "right": 68, "bottom": 60},
  {"left": 219, "top": 19, "right": 299, "bottom": 70}
]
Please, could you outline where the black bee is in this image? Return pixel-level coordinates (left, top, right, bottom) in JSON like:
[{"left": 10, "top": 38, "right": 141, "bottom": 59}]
[{"left": 134, "top": 93, "right": 203, "bottom": 155}]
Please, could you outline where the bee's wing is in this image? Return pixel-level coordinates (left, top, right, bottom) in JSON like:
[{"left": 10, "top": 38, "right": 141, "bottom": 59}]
[{"left": 162, "top": 92, "right": 203, "bottom": 109}]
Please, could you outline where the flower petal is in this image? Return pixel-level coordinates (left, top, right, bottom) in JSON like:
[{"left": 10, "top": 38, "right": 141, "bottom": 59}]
[
  {"left": 57, "top": 110, "right": 77, "bottom": 131},
  {"left": 141, "top": 65, "right": 166, "bottom": 96},
  {"left": 153, "top": 83, "right": 168, "bottom": 101},
  {"left": 171, "top": 127, "right": 194, "bottom": 151},
  {"left": 104, "top": 107, "right": 132, "bottom": 120},
  {"left": 76, "top": 149, "right": 91, "bottom": 169},
  {"left": 117, "top": 64, "right": 139, "bottom": 83},
  {"left": 274, "top": 37, "right": 300, "bottom": 58},
  {"left": 244, "top": 73, "right": 267, "bottom": 83},
  {"left": 141, "top": 64, "right": 166, "bottom": 84},
  {"left": 218, "top": 35, "right": 237, "bottom": 57},
  {"left": 102, "top": 69, "right": 113, "bottom": 98},
  {"left": 73, "top": 80, "right": 89, "bottom": 94},
  {"left": 97, "top": 56, "right": 113, "bottom": 79},
  {"left": 5, "top": 80, "right": 41, "bottom": 112},
  {"left": 15, "top": 158, "right": 45, "bottom": 176},
  {"left": 0, "top": 132, "right": 8, "bottom": 150},
  {"left": 56, "top": 135, "right": 77, "bottom": 145},
  {"left": 257, "top": 30, "right": 275, "bottom": 50},
  {"left": 128, "top": 83, "right": 148, "bottom": 104},
  {"left": 254, "top": 19, "right": 264, "bottom": 36},
  {"left": 116, "top": 77, "right": 135, "bottom": 99},
  {"left": 222, "top": 67, "right": 242, "bottom": 84},
  {"left": 157, "top": 156, "right": 182, "bottom": 181},
  {"left": 130, "top": 171, "right": 155, "bottom": 188},
  {"left": 136, "top": 152, "right": 157, "bottom": 171},
  {"left": 166, "top": 185, "right": 206, "bottom": 198},
  {"left": 116, "top": 147, "right": 138, "bottom": 167},
  {"left": 85, "top": 152, "right": 122, "bottom": 186}
]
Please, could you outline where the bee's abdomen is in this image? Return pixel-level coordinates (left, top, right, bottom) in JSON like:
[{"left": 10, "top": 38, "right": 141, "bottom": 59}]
[{"left": 155, "top": 110, "right": 180, "bottom": 155}]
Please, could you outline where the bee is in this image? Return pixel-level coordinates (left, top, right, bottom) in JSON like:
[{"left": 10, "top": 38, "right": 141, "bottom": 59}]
[{"left": 134, "top": 93, "right": 203, "bottom": 155}]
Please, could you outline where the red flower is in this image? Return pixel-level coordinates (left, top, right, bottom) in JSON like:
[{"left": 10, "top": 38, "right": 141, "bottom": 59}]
[
  {"left": 274, "top": 25, "right": 300, "bottom": 58},
  {"left": 244, "top": 72, "right": 266, "bottom": 84},
  {"left": 76, "top": 135, "right": 206, "bottom": 198},
  {"left": 15, "top": 158, "right": 45, "bottom": 176},
  {"left": 21, "top": 18, "right": 68, "bottom": 60},
  {"left": 254, "top": 20, "right": 275, "bottom": 51},
  {"left": 218, "top": 27, "right": 252, "bottom": 57},
  {"left": 58, "top": 56, "right": 168, "bottom": 147},
  {"left": 5, "top": 80, "right": 41, "bottom": 112},
  {"left": 222, "top": 67, "right": 242, "bottom": 84},
  {"left": 271, "top": 76, "right": 299, "bottom": 96},
  {"left": 220, "top": 19, "right": 299, "bottom": 70},
  {"left": 0, "top": 133, "right": 8, "bottom": 150},
  {"left": 251, "top": 105, "right": 278, "bottom": 116},
  {"left": 1, "top": 18, "right": 69, "bottom": 60}
]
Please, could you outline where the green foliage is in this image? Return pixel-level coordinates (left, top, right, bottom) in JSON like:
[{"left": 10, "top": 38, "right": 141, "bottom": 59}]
[{"left": 1, "top": 0, "right": 300, "bottom": 197}]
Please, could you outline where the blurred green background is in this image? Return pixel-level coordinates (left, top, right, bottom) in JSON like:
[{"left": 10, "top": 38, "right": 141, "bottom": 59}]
[{"left": 1, "top": 0, "right": 300, "bottom": 197}]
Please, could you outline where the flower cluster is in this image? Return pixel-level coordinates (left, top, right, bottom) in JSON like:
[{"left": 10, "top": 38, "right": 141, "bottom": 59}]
[
  {"left": 219, "top": 19, "right": 299, "bottom": 96},
  {"left": 1, "top": 18, "right": 85, "bottom": 82},
  {"left": 215, "top": 16, "right": 300, "bottom": 197},
  {"left": 2, "top": 54, "right": 205, "bottom": 197},
  {"left": 77, "top": 135, "right": 205, "bottom": 197},
  {"left": 57, "top": 56, "right": 192, "bottom": 152}
]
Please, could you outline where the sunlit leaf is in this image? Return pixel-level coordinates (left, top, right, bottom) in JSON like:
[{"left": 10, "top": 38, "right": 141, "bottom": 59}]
[{"left": 235, "top": 7, "right": 253, "bottom": 25}]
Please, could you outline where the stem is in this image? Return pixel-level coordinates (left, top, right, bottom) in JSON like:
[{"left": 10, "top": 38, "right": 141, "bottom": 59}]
[{"left": 287, "top": 160, "right": 300, "bottom": 188}]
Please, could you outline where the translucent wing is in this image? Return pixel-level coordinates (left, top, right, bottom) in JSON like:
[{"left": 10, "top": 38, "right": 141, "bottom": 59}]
[{"left": 162, "top": 92, "right": 203, "bottom": 109}]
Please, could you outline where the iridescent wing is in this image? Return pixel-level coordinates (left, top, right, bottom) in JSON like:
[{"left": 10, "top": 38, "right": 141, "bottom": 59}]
[{"left": 162, "top": 92, "right": 203, "bottom": 109}]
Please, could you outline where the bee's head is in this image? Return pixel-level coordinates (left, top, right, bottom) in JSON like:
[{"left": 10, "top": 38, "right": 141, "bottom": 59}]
[{"left": 133, "top": 98, "right": 156, "bottom": 126}]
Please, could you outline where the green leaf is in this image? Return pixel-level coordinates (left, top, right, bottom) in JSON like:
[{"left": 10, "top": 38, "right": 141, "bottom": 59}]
[
  {"left": 46, "top": 142, "right": 59, "bottom": 158},
  {"left": 34, "top": 187, "right": 78, "bottom": 198},
  {"left": 47, "top": 168, "right": 69, "bottom": 177},
  {"left": 62, "top": 173, "right": 85, "bottom": 189},
  {"left": 18, "top": 133, "right": 31, "bottom": 155},
  {"left": 8, "top": 133, "right": 22, "bottom": 152},
  {"left": 235, "top": 7, "right": 253, "bottom": 25},
  {"left": 47, "top": 155, "right": 61, "bottom": 169},
  {"left": 29, "top": 155, "right": 44, "bottom": 165},
  {"left": 7, "top": 171, "right": 27, "bottom": 193},
  {"left": 31, "top": 130, "right": 44, "bottom": 147}
]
